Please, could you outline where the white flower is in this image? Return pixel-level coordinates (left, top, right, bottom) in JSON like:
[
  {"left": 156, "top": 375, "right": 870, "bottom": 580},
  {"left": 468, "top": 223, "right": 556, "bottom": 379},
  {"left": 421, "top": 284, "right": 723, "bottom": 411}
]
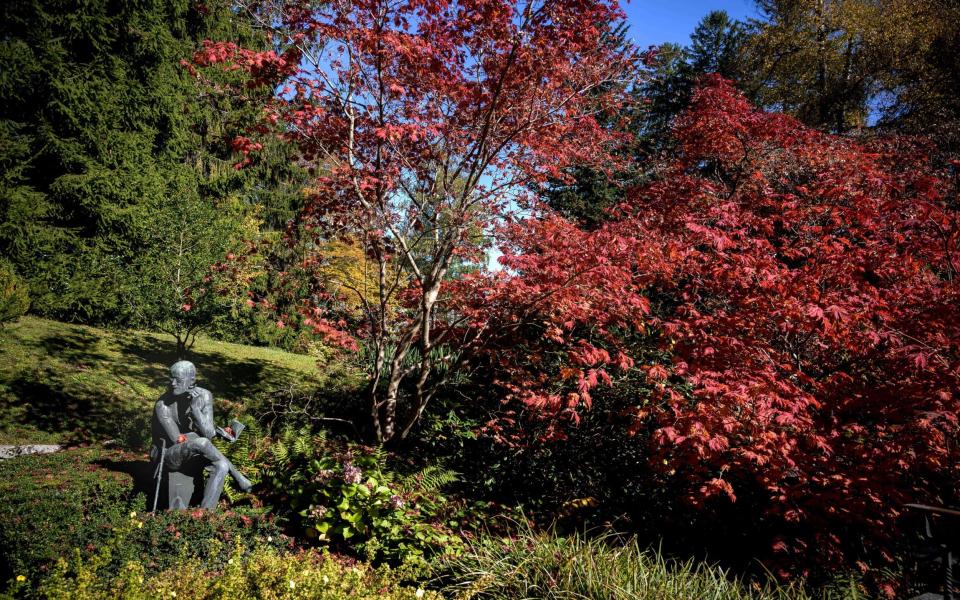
[
  {"left": 267, "top": 536, "right": 273, "bottom": 542},
  {"left": 129, "top": 511, "right": 137, "bottom": 518},
  {"left": 322, "top": 575, "right": 329, "bottom": 584},
  {"left": 228, "top": 559, "right": 234, "bottom": 565},
  {"left": 289, "top": 580, "right": 296, "bottom": 589},
  {"left": 415, "top": 588, "right": 425, "bottom": 598},
  {"left": 170, "top": 592, "right": 177, "bottom": 598}
]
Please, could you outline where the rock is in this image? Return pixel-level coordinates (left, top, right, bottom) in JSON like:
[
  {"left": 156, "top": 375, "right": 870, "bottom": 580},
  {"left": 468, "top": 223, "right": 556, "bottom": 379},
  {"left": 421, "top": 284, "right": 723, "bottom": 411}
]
[{"left": 0, "top": 444, "right": 62, "bottom": 460}]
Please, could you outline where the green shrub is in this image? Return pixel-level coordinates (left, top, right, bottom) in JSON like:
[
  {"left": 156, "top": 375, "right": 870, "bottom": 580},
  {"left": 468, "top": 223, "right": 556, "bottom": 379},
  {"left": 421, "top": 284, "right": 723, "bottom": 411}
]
[
  {"left": 436, "top": 524, "right": 868, "bottom": 600},
  {"left": 263, "top": 427, "right": 463, "bottom": 568},
  {"left": 11, "top": 516, "right": 440, "bottom": 599},
  {"left": 0, "top": 448, "right": 282, "bottom": 589},
  {"left": 0, "top": 260, "right": 29, "bottom": 325}
]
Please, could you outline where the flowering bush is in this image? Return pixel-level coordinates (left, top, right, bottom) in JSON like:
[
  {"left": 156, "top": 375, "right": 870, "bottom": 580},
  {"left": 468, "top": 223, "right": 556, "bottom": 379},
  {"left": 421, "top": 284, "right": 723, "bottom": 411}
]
[{"left": 265, "top": 428, "right": 462, "bottom": 567}]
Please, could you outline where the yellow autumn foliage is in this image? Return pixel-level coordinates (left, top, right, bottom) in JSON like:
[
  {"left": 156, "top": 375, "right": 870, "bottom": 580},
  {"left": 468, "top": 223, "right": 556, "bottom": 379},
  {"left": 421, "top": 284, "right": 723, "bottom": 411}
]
[{"left": 313, "top": 239, "right": 403, "bottom": 316}]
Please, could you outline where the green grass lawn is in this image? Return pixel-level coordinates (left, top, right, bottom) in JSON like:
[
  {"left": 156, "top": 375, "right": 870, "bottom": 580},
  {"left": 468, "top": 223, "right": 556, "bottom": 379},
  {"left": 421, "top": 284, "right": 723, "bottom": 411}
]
[{"left": 0, "top": 316, "right": 361, "bottom": 445}]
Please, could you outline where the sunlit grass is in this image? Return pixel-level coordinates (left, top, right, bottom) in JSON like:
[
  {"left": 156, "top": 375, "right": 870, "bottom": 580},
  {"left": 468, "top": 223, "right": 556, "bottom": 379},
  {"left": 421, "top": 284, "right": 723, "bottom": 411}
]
[
  {"left": 438, "top": 523, "right": 868, "bottom": 600},
  {"left": 0, "top": 316, "right": 357, "bottom": 444}
]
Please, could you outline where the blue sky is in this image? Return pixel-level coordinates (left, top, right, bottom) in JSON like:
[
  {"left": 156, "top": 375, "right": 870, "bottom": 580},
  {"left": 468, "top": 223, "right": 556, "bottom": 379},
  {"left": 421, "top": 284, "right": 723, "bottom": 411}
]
[{"left": 622, "top": 0, "right": 760, "bottom": 49}]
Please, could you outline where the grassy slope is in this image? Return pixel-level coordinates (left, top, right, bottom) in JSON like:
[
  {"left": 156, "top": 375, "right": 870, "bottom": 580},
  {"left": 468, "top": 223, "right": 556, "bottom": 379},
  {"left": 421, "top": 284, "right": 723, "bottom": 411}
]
[{"left": 0, "top": 316, "right": 360, "bottom": 444}]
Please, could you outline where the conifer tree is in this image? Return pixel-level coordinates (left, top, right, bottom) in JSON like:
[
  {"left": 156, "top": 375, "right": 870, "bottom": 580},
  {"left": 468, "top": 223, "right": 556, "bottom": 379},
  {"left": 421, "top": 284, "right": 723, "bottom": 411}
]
[{"left": 0, "top": 0, "right": 304, "bottom": 339}]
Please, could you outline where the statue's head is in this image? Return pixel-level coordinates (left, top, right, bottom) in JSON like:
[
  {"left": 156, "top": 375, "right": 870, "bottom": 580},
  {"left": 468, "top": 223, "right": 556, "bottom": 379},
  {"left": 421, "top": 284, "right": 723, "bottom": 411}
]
[{"left": 169, "top": 360, "right": 197, "bottom": 396}]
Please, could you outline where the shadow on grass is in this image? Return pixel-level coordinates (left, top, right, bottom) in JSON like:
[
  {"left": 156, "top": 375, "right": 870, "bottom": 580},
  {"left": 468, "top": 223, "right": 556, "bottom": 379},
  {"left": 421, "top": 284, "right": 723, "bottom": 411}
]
[
  {"left": 3, "top": 376, "right": 149, "bottom": 444},
  {"left": 114, "top": 334, "right": 321, "bottom": 404},
  {"left": 95, "top": 456, "right": 157, "bottom": 509},
  {"left": 2, "top": 326, "right": 332, "bottom": 444}
]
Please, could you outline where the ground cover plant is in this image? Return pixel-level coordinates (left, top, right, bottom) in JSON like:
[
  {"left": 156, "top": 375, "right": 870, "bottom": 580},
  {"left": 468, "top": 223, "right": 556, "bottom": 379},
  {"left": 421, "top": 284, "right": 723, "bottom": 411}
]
[
  {"left": 0, "top": 447, "right": 282, "bottom": 589},
  {"left": 437, "top": 525, "right": 866, "bottom": 600},
  {"left": 0, "top": 320, "right": 874, "bottom": 599},
  {"left": 14, "top": 518, "right": 438, "bottom": 600}
]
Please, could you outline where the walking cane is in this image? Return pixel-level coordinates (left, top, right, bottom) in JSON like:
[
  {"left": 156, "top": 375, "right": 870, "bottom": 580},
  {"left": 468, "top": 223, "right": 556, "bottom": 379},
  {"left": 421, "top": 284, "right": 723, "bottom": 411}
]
[{"left": 152, "top": 439, "right": 166, "bottom": 513}]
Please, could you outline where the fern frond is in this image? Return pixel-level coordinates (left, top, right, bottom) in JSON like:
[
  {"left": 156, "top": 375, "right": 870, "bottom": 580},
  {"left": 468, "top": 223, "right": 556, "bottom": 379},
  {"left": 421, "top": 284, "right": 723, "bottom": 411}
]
[
  {"left": 401, "top": 465, "right": 458, "bottom": 494},
  {"left": 271, "top": 440, "right": 289, "bottom": 463},
  {"left": 293, "top": 431, "right": 312, "bottom": 457}
]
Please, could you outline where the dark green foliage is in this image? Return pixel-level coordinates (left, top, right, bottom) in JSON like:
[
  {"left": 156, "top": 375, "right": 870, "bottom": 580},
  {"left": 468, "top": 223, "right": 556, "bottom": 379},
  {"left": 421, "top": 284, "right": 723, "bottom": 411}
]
[
  {"left": 0, "top": 260, "right": 29, "bottom": 325},
  {"left": 537, "top": 22, "right": 646, "bottom": 228},
  {"left": 0, "top": 0, "right": 306, "bottom": 341},
  {"left": 0, "top": 447, "right": 281, "bottom": 588},
  {"left": 688, "top": 10, "right": 748, "bottom": 80},
  {"left": 639, "top": 42, "right": 694, "bottom": 145},
  {"left": 108, "top": 507, "right": 284, "bottom": 579}
]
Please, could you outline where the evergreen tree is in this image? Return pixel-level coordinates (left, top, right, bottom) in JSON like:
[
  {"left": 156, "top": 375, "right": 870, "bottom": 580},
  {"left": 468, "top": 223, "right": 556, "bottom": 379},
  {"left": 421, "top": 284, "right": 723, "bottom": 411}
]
[
  {"left": 642, "top": 12, "right": 748, "bottom": 145},
  {"left": 538, "top": 22, "right": 647, "bottom": 229},
  {"left": 688, "top": 10, "right": 747, "bottom": 79},
  {"left": 0, "top": 0, "right": 305, "bottom": 339},
  {"left": 638, "top": 42, "right": 693, "bottom": 147},
  {"left": 542, "top": 12, "right": 748, "bottom": 226},
  {"left": 870, "top": 0, "right": 960, "bottom": 154},
  {"left": 741, "top": 0, "right": 880, "bottom": 133}
]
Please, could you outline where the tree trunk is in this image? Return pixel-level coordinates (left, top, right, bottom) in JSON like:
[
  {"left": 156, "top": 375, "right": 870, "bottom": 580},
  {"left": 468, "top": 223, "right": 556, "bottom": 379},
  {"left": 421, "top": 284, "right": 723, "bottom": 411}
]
[{"left": 815, "top": 0, "right": 830, "bottom": 128}]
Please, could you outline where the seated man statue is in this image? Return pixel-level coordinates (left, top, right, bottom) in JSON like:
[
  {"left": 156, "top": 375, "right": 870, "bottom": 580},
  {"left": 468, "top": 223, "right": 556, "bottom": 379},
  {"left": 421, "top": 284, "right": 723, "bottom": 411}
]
[{"left": 151, "top": 360, "right": 252, "bottom": 510}]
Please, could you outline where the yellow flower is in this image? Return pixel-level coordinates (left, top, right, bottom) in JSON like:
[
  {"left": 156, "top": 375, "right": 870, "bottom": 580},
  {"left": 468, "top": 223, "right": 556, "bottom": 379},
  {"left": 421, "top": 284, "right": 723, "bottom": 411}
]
[
  {"left": 129, "top": 511, "right": 137, "bottom": 518},
  {"left": 136, "top": 521, "right": 144, "bottom": 529},
  {"left": 16, "top": 575, "right": 26, "bottom": 582}
]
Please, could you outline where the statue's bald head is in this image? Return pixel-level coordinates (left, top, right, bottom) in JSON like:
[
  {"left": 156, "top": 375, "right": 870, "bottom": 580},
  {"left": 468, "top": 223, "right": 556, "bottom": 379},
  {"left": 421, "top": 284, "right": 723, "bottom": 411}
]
[{"left": 169, "top": 360, "right": 196, "bottom": 396}]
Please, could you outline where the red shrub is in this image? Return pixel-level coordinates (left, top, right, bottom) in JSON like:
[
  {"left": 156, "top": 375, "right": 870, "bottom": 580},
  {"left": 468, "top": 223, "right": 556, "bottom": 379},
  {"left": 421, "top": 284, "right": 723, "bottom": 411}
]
[{"left": 474, "top": 76, "right": 960, "bottom": 576}]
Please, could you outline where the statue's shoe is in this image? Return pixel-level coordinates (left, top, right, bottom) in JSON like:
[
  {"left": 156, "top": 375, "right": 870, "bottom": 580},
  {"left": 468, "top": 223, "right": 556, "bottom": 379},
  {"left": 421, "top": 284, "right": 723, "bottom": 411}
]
[{"left": 234, "top": 473, "right": 253, "bottom": 492}]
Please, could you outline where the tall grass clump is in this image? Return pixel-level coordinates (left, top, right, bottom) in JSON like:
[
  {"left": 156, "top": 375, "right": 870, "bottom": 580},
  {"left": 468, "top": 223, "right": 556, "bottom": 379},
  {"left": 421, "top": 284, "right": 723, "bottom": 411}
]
[{"left": 438, "top": 524, "right": 867, "bottom": 600}]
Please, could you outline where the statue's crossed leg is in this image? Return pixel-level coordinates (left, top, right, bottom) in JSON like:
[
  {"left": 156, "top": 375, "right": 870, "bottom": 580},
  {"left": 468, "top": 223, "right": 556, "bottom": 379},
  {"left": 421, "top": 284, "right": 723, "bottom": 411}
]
[{"left": 164, "top": 436, "right": 252, "bottom": 509}]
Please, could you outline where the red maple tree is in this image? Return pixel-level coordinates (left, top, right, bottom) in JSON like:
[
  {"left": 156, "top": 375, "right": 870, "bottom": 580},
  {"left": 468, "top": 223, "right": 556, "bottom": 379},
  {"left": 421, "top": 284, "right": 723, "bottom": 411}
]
[
  {"left": 475, "top": 75, "right": 960, "bottom": 574},
  {"left": 193, "top": 0, "right": 639, "bottom": 443},
  {"left": 634, "top": 76, "right": 960, "bottom": 571}
]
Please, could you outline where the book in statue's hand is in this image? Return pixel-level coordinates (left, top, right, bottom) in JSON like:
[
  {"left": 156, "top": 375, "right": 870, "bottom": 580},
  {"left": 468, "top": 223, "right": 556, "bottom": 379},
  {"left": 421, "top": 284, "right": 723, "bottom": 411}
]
[{"left": 216, "top": 419, "right": 245, "bottom": 443}]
